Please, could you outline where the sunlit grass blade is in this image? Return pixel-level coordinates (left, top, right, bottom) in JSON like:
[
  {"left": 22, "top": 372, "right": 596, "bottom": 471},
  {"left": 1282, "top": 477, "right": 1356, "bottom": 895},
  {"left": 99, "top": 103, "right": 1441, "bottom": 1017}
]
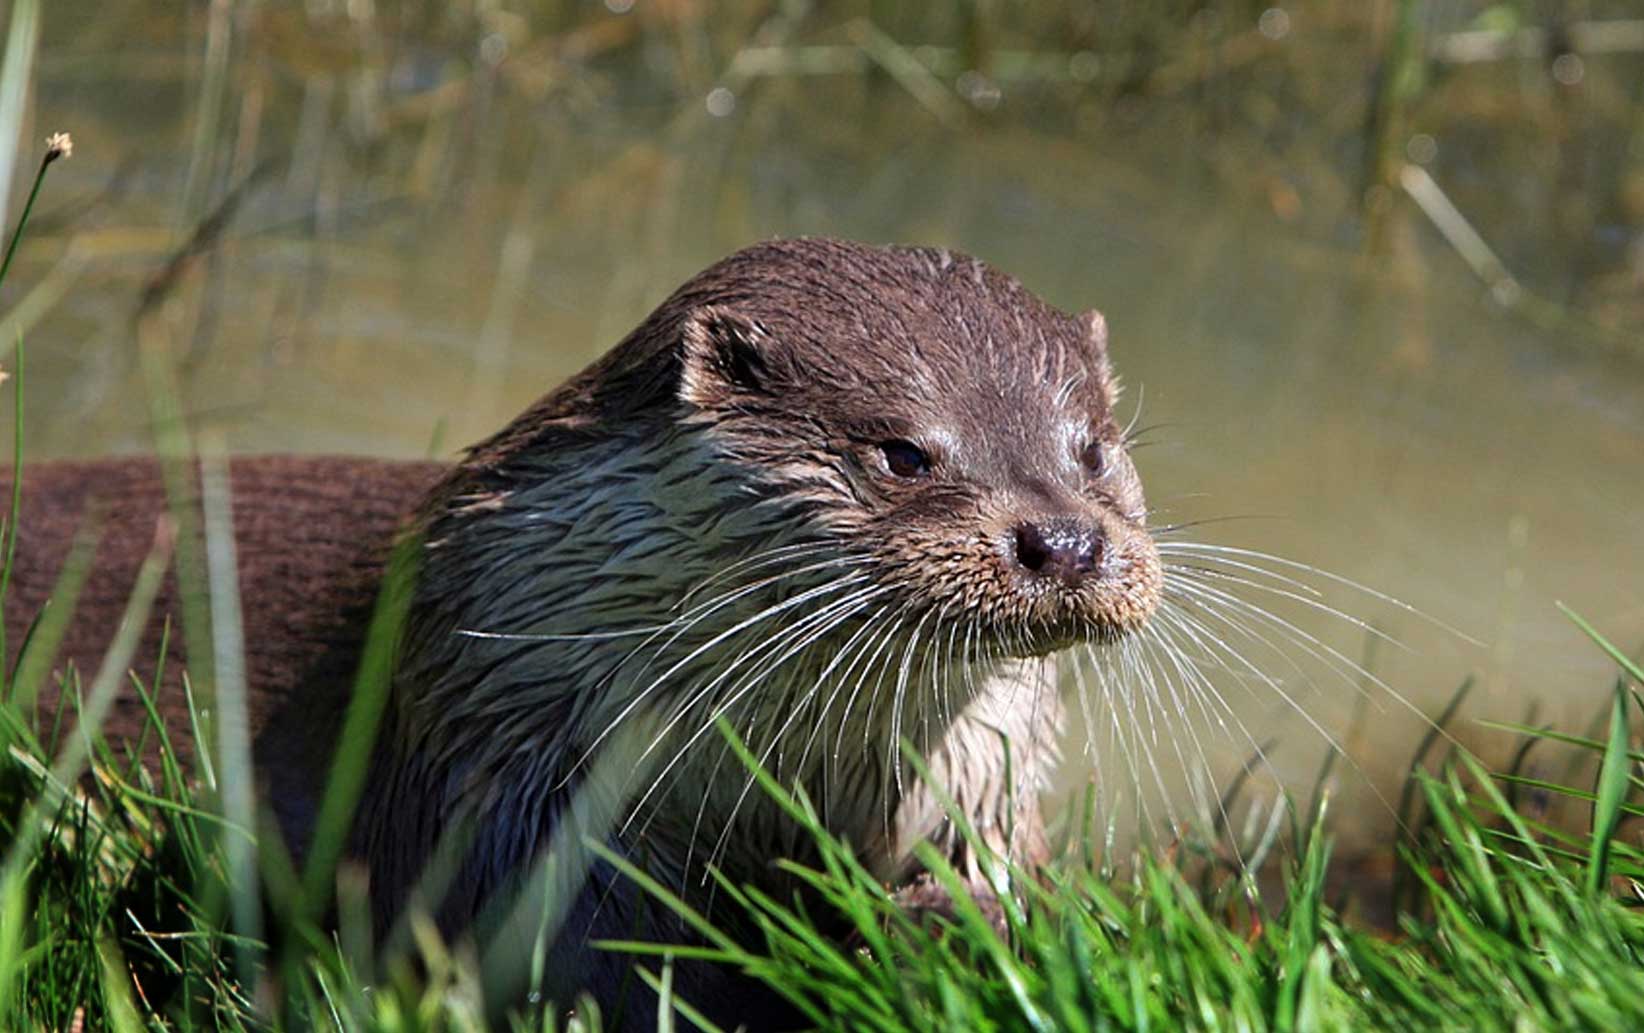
[
  {"left": 1559, "top": 603, "right": 1644, "bottom": 687},
  {"left": 6, "top": 515, "right": 98, "bottom": 713},
  {"left": 95, "top": 937, "right": 144, "bottom": 1033},
  {"left": 62, "top": 522, "right": 172, "bottom": 782},
  {"left": 1393, "top": 675, "right": 1472, "bottom": 913},
  {"left": 1586, "top": 676, "right": 1632, "bottom": 895},
  {"left": 199, "top": 442, "right": 263, "bottom": 1001},
  {"left": 299, "top": 535, "right": 419, "bottom": 921},
  {"left": 0, "top": 0, "right": 41, "bottom": 237},
  {"left": 0, "top": 336, "right": 23, "bottom": 670},
  {"left": 634, "top": 961, "right": 731, "bottom": 1033}
]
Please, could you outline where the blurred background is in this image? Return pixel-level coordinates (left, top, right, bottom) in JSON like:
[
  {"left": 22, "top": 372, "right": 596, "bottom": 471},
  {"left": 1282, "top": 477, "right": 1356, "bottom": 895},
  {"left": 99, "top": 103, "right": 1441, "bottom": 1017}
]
[{"left": 2, "top": 0, "right": 1641, "bottom": 853}]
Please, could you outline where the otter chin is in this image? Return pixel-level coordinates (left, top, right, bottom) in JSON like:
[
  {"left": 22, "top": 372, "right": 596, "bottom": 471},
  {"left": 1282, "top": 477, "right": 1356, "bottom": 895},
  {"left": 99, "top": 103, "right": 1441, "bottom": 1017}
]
[{"left": 5, "top": 237, "right": 1160, "bottom": 1030}]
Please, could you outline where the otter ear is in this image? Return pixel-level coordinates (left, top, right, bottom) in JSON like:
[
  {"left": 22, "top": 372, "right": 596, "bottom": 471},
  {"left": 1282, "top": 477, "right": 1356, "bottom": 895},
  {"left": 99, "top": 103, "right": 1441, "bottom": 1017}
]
[
  {"left": 1079, "top": 308, "right": 1118, "bottom": 396},
  {"left": 1080, "top": 309, "right": 1109, "bottom": 358},
  {"left": 679, "top": 305, "right": 780, "bottom": 404}
]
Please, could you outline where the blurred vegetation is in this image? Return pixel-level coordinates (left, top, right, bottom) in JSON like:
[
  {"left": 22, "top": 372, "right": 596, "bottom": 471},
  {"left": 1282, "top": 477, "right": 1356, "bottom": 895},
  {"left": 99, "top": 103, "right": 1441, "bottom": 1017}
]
[{"left": 21, "top": 0, "right": 1644, "bottom": 383}]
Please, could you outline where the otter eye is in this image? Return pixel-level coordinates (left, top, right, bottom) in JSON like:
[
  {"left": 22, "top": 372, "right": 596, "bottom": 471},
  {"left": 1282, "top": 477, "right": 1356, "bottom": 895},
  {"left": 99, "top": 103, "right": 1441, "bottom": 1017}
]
[
  {"left": 879, "top": 440, "right": 931, "bottom": 479},
  {"left": 1080, "top": 439, "right": 1106, "bottom": 476}
]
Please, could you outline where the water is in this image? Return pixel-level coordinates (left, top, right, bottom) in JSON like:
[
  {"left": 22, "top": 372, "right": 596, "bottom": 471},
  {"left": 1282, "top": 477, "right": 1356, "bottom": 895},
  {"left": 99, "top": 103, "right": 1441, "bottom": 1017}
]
[{"left": 12, "top": 1, "right": 1644, "bottom": 846}]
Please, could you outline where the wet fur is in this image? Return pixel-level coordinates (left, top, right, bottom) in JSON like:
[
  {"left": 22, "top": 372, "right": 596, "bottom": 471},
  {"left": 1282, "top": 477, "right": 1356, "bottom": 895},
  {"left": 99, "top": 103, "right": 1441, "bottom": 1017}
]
[{"left": 4, "top": 239, "right": 1160, "bottom": 1030}]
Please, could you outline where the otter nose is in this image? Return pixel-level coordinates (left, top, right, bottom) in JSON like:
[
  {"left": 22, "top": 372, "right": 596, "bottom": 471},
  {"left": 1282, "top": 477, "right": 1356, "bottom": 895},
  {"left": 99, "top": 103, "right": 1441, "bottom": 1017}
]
[{"left": 1013, "top": 519, "right": 1103, "bottom": 585}]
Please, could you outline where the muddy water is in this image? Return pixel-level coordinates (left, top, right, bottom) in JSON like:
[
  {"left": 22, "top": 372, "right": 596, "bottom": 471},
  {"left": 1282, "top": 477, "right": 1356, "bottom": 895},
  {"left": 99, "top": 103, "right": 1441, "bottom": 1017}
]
[{"left": 11, "top": 3, "right": 1644, "bottom": 846}]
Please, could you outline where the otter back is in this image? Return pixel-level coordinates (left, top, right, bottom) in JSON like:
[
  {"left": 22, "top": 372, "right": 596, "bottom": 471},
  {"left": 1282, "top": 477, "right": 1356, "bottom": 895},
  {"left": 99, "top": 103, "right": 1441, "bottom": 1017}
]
[{"left": 0, "top": 455, "right": 444, "bottom": 849}]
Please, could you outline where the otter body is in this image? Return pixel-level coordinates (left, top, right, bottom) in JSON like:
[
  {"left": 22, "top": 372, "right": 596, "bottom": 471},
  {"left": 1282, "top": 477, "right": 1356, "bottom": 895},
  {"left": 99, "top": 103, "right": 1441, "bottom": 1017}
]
[
  {"left": 1, "top": 457, "right": 444, "bottom": 843},
  {"left": 5, "top": 239, "right": 1160, "bottom": 1028}
]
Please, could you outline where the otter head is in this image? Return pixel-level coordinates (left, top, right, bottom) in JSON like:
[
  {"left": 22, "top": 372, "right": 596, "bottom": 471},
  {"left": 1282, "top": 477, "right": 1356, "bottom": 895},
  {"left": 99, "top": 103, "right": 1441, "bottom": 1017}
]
[
  {"left": 379, "top": 238, "right": 1164, "bottom": 933},
  {"left": 664, "top": 238, "right": 1161, "bottom": 660}
]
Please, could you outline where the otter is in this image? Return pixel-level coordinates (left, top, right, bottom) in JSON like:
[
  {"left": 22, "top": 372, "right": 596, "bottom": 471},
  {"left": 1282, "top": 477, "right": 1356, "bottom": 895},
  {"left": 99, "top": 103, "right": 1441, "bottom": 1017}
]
[{"left": 3, "top": 238, "right": 1161, "bottom": 1028}]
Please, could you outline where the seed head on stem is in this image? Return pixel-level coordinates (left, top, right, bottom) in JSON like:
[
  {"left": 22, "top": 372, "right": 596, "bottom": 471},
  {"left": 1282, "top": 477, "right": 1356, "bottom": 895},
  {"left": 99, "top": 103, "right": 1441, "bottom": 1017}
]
[{"left": 44, "top": 131, "right": 71, "bottom": 163}]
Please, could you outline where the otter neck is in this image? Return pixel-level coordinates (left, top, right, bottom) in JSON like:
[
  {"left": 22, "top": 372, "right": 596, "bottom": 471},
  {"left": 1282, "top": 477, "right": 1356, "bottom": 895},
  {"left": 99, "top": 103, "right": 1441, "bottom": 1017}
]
[{"left": 367, "top": 427, "right": 1052, "bottom": 912}]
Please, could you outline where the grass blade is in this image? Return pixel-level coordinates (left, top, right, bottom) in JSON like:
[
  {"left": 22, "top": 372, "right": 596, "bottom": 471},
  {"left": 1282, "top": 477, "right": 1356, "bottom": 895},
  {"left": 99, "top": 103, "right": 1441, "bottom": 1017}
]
[
  {"left": 1586, "top": 677, "right": 1632, "bottom": 894},
  {"left": 1559, "top": 603, "right": 1644, "bottom": 687},
  {"left": 199, "top": 440, "right": 263, "bottom": 1001},
  {"left": 298, "top": 535, "right": 419, "bottom": 920},
  {"left": 0, "top": 0, "right": 40, "bottom": 235}
]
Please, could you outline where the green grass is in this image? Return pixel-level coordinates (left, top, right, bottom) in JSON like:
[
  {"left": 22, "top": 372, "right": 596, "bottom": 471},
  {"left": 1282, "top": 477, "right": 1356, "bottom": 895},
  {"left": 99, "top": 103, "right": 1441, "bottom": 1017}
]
[
  {"left": 1, "top": 621, "right": 1643, "bottom": 1032},
  {"left": 586, "top": 706, "right": 1644, "bottom": 1033}
]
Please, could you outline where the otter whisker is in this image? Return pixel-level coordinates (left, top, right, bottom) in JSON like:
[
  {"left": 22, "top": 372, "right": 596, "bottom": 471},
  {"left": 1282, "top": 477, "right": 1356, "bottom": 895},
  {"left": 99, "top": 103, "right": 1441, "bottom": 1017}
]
[
  {"left": 1127, "top": 620, "right": 1248, "bottom": 853},
  {"left": 1149, "top": 513, "right": 1281, "bottom": 537},
  {"left": 817, "top": 608, "right": 906, "bottom": 828},
  {"left": 1162, "top": 576, "right": 1404, "bottom": 711},
  {"left": 1120, "top": 381, "right": 1146, "bottom": 443},
  {"left": 1151, "top": 594, "right": 1416, "bottom": 822},
  {"left": 854, "top": 604, "right": 926, "bottom": 846},
  {"left": 816, "top": 603, "right": 909, "bottom": 789},
  {"left": 632, "top": 574, "right": 882, "bottom": 770},
  {"left": 1164, "top": 573, "right": 1444, "bottom": 733},
  {"left": 615, "top": 551, "right": 872, "bottom": 683},
  {"left": 695, "top": 584, "right": 898, "bottom": 814},
  {"left": 1154, "top": 582, "right": 1450, "bottom": 832},
  {"left": 834, "top": 597, "right": 922, "bottom": 761},
  {"left": 924, "top": 600, "right": 960, "bottom": 733},
  {"left": 674, "top": 540, "right": 848, "bottom": 612},
  {"left": 1140, "top": 607, "right": 1293, "bottom": 828},
  {"left": 1067, "top": 646, "right": 1114, "bottom": 825},
  {"left": 1158, "top": 583, "right": 1353, "bottom": 708},
  {"left": 885, "top": 607, "right": 941, "bottom": 807},
  {"left": 1077, "top": 640, "right": 1180, "bottom": 832},
  {"left": 698, "top": 602, "right": 907, "bottom": 882},
  {"left": 696, "top": 600, "right": 920, "bottom": 885},
  {"left": 622, "top": 578, "right": 890, "bottom": 842},
  {"left": 1098, "top": 621, "right": 1216, "bottom": 832},
  {"left": 456, "top": 626, "right": 674, "bottom": 642},
  {"left": 791, "top": 603, "right": 903, "bottom": 802},
  {"left": 1106, "top": 637, "right": 1168, "bottom": 828},
  {"left": 1159, "top": 542, "right": 1482, "bottom": 645},
  {"left": 1076, "top": 644, "right": 1139, "bottom": 806},
  {"left": 772, "top": 600, "right": 902, "bottom": 781},
  {"left": 568, "top": 564, "right": 875, "bottom": 775},
  {"left": 453, "top": 548, "right": 860, "bottom": 666},
  {"left": 514, "top": 552, "right": 872, "bottom": 775},
  {"left": 1142, "top": 608, "right": 1245, "bottom": 741},
  {"left": 1126, "top": 635, "right": 1219, "bottom": 838},
  {"left": 1161, "top": 551, "right": 1330, "bottom": 598},
  {"left": 1163, "top": 559, "right": 1409, "bottom": 652},
  {"left": 1054, "top": 369, "right": 1088, "bottom": 409},
  {"left": 1153, "top": 592, "right": 1355, "bottom": 758}
]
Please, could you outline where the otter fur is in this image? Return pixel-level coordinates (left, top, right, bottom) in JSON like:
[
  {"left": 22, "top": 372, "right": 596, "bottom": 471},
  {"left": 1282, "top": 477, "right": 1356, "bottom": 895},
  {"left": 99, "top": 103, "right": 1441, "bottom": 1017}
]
[{"left": 3, "top": 238, "right": 1160, "bottom": 1029}]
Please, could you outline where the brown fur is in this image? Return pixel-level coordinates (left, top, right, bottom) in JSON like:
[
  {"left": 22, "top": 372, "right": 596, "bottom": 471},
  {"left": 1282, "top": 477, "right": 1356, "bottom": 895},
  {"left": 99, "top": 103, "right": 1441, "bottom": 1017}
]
[
  {"left": 4, "top": 238, "right": 1159, "bottom": 1030},
  {"left": 1, "top": 456, "right": 443, "bottom": 843}
]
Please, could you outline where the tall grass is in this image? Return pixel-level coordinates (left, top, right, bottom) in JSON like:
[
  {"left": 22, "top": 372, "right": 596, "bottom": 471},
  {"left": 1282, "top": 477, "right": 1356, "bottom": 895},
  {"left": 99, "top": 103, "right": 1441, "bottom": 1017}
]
[{"left": 0, "top": 633, "right": 1641, "bottom": 1031}]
